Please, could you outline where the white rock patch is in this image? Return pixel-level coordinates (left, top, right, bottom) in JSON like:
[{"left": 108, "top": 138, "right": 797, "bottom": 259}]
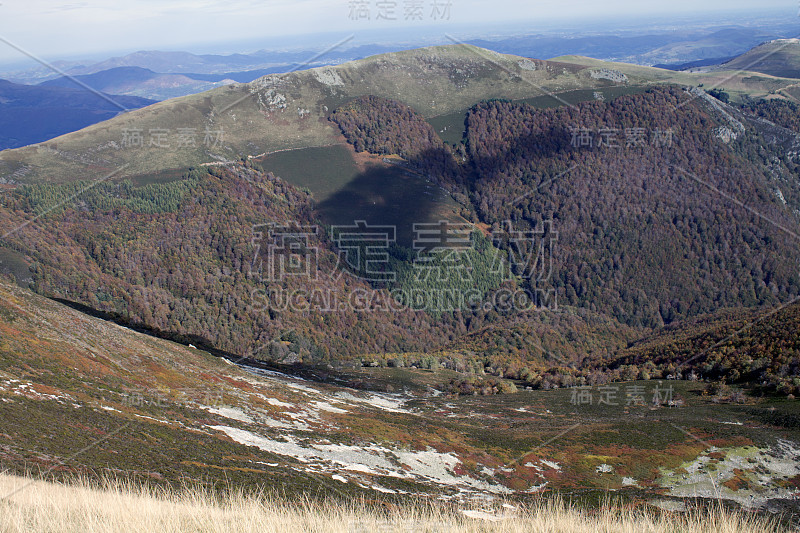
[
  {"left": 210, "top": 425, "right": 509, "bottom": 493},
  {"left": 311, "top": 401, "right": 348, "bottom": 414},
  {"left": 590, "top": 69, "right": 628, "bottom": 83},
  {"left": 313, "top": 68, "right": 344, "bottom": 87},
  {"left": 205, "top": 406, "right": 254, "bottom": 424}
]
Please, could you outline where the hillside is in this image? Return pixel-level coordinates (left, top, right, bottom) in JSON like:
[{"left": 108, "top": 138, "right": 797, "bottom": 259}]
[
  {"left": 555, "top": 54, "right": 798, "bottom": 101},
  {"left": 524, "top": 300, "right": 800, "bottom": 397},
  {"left": 1, "top": 277, "right": 799, "bottom": 513},
  {"left": 461, "top": 88, "right": 800, "bottom": 327},
  {"left": 740, "top": 98, "right": 800, "bottom": 133},
  {"left": 324, "top": 87, "right": 800, "bottom": 330},
  {"left": 718, "top": 39, "right": 800, "bottom": 79},
  {"left": 0, "top": 160, "right": 633, "bottom": 371},
  {"left": 607, "top": 302, "right": 800, "bottom": 395}
]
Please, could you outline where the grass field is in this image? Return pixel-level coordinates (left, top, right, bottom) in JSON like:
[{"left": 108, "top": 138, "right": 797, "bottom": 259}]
[
  {"left": 0, "top": 473, "right": 784, "bottom": 533},
  {"left": 257, "top": 144, "right": 358, "bottom": 203}
]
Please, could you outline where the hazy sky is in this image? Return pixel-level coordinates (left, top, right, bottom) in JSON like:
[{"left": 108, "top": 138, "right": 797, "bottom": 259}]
[{"left": 0, "top": 0, "right": 794, "bottom": 64}]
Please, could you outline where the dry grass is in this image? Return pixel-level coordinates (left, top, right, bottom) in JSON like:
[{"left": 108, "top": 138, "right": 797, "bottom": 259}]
[{"left": 0, "top": 472, "right": 784, "bottom": 533}]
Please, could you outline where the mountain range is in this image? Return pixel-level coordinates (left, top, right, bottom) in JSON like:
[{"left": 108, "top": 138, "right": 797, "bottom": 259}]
[{"left": 1, "top": 24, "right": 798, "bottom": 150}]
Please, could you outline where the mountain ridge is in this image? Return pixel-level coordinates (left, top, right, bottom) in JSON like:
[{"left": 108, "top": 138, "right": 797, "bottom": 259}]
[{"left": 2, "top": 43, "right": 797, "bottom": 185}]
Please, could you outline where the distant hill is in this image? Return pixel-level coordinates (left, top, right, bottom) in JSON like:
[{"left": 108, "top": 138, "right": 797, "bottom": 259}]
[
  {"left": 72, "top": 46, "right": 399, "bottom": 75},
  {"left": 0, "top": 79, "right": 154, "bottom": 150},
  {"left": 3, "top": 45, "right": 404, "bottom": 85},
  {"left": 3, "top": 44, "right": 795, "bottom": 185},
  {"left": 40, "top": 66, "right": 163, "bottom": 89},
  {"left": 469, "top": 27, "right": 782, "bottom": 66},
  {"left": 634, "top": 28, "right": 782, "bottom": 66},
  {"left": 717, "top": 39, "right": 800, "bottom": 78},
  {"left": 38, "top": 66, "right": 229, "bottom": 101},
  {"left": 37, "top": 65, "right": 323, "bottom": 101}
]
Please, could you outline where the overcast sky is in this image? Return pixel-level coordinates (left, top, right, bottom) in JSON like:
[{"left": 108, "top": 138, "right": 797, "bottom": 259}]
[{"left": 0, "top": 0, "right": 794, "bottom": 64}]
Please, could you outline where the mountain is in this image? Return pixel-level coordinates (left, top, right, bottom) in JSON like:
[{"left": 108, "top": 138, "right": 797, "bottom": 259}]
[
  {"left": 36, "top": 65, "right": 344, "bottom": 102},
  {"left": 79, "top": 50, "right": 276, "bottom": 74},
  {"left": 0, "top": 44, "right": 798, "bottom": 376},
  {"left": 77, "top": 46, "right": 404, "bottom": 75},
  {"left": 2, "top": 45, "right": 405, "bottom": 86},
  {"left": 0, "top": 160, "right": 633, "bottom": 370},
  {"left": 3, "top": 24, "right": 788, "bottom": 88},
  {"left": 2, "top": 44, "right": 795, "bottom": 184},
  {"left": 460, "top": 89, "right": 800, "bottom": 327},
  {"left": 716, "top": 39, "right": 800, "bottom": 79},
  {"left": 38, "top": 66, "right": 232, "bottom": 101},
  {"left": 632, "top": 28, "right": 784, "bottom": 66},
  {"left": 1, "top": 31, "right": 794, "bottom": 146},
  {"left": 469, "top": 27, "right": 783, "bottom": 66},
  {"left": 40, "top": 66, "right": 170, "bottom": 89},
  {"left": 0, "top": 79, "right": 155, "bottom": 150}
]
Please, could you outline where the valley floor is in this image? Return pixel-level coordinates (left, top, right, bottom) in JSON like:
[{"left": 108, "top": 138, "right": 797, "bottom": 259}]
[{"left": 0, "top": 472, "right": 781, "bottom": 533}]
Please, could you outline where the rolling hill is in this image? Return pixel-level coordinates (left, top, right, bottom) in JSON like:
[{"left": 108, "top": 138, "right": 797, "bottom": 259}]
[
  {"left": 716, "top": 39, "right": 800, "bottom": 79},
  {"left": 472, "top": 27, "right": 783, "bottom": 67},
  {"left": 38, "top": 66, "right": 230, "bottom": 101},
  {"left": 35, "top": 66, "right": 311, "bottom": 101}
]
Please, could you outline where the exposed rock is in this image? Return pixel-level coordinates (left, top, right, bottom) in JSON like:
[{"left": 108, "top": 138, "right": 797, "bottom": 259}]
[
  {"left": 312, "top": 68, "right": 344, "bottom": 87},
  {"left": 590, "top": 69, "right": 628, "bottom": 83}
]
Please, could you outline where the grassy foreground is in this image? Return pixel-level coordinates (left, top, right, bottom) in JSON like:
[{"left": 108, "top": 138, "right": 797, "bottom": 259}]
[{"left": 0, "top": 473, "right": 784, "bottom": 533}]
